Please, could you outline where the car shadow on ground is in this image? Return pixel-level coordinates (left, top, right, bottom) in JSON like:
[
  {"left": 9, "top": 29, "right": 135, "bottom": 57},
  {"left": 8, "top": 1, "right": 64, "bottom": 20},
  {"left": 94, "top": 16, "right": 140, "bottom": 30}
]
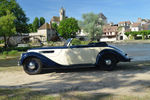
[{"left": 41, "top": 61, "right": 150, "bottom": 74}]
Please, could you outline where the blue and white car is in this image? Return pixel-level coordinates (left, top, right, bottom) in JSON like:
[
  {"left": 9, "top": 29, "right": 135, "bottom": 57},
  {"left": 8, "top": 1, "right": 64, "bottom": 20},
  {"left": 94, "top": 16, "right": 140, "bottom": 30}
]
[{"left": 19, "top": 38, "right": 131, "bottom": 75}]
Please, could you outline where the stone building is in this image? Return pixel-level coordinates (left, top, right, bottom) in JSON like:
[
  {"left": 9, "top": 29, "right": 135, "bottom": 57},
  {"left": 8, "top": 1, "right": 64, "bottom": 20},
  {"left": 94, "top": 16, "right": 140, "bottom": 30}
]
[
  {"left": 51, "top": 7, "right": 67, "bottom": 25},
  {"left": 29, "top": 23, "right": 56, "bottom": 42},
  {"left": 29, "top": 7, "right": 67, "bottom": 42}
]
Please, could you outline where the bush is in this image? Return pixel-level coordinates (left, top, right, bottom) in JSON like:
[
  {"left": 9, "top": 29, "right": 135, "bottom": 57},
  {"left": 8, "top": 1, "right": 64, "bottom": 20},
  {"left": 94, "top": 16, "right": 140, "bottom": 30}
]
[
  {"left": 0, "top": 40, "right": 4, "bottom": 44},
  {"left": 8, "top": 50, "right": 18, "bottom": 56},
  {"left": 81, "top": 41, "right": 90, "bottom": 45},
  {"left": 2, "top": 51, "right": 8, "bottom": 55},
  {"left": 72, "top": 39, "right": 81, "bottom": 45}
]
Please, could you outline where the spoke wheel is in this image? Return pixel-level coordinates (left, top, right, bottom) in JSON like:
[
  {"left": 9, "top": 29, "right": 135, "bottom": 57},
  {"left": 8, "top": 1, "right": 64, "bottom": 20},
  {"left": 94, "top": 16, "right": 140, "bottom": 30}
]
[
  {"left": 23, "top": 58, "right": 42, "bottom": 75},
  {"left": 98, "top": 54, "right": 117, "bottom": 71}
]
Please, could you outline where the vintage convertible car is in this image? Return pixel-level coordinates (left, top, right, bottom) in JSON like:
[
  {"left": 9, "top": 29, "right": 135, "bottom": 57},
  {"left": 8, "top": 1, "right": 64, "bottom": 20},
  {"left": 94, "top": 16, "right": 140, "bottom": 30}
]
[{"left": 19, "top": 38, "right": 131, "bottom": 75}]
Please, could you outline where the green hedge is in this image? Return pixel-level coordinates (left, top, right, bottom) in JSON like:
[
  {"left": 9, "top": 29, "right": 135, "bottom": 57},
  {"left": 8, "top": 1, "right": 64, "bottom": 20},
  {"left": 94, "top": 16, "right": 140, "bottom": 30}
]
[{"left": 0, "top": 46, "right": 41, "bottom": 53}]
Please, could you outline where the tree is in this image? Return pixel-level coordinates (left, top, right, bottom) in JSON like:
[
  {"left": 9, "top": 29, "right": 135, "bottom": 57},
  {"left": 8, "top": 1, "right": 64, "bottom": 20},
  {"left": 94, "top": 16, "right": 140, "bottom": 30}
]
[
  {"left": 0, "top": 11, "right": 16, "bottom": 48},
  {"left": 79, "top": 12, "right": 103, "bottom": 41},
  {"left": 39, "top": 17, "right": 45, "bottom": 27},
  {"left": 32, "top": 17, "right": 39, "bottom": 32},
  {"left": 0, "top": 0, "right": 29, "bottom": 33},
  {"left": 58, "top": 17, "right": 80, "bottom": 39},
  {"left": 125, "top": 32, "right": 130, "bottom": 37},
  {"left": 28, "top": 24, "right": 33, "bottom": 33},
  {"left": 52, "top": 23, "right": 58, "bottom": 32}
]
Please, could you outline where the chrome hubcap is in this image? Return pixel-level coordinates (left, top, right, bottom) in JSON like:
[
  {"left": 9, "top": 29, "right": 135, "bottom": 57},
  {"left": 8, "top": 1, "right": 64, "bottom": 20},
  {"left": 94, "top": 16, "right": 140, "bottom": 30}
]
[
  {"left": 105, "top": 60, "right": 112, "bottom": 65},
  {"left": 28, "top": 62, "right": 36, "bottom": 70}
]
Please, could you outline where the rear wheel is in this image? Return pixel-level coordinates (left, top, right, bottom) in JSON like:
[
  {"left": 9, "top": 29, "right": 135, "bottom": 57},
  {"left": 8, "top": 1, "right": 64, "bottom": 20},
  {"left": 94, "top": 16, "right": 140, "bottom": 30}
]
[
  {"left": 23, "top": 58, "right": 43, "bottom": 75},
  {"left": 98, "top": 54, "right": 117, "bottom": 71}
]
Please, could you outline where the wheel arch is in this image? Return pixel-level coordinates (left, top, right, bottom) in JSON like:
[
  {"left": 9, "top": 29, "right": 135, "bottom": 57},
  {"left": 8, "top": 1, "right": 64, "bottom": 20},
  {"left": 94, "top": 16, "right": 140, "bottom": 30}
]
[
  {"left": 20, "top": 52, "right": 61, "bottom": 67},
  {"left": 22, "top": 56, "right": 39, "bottom": 65},
  {"left": 95, "top": 49, "right": 122, "bottom": 65}
]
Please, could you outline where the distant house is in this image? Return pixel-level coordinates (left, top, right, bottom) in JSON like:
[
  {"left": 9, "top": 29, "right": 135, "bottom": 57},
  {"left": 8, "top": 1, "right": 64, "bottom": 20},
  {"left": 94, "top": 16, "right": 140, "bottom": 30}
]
[
  {"left": 118, "top": 21, "right": 131, "bottom": 27},
  {"left": 100, "top": 25, "right": 118, "bottom": 42},
  {"left": 118, "top": 21, "right": 131, "bottom": 40},
  {"left": 131, "top": 23, "right": 142, "bottom": 31},
  {"left": 29, "top": 23, "right": 56, "bottom": 42},
  {"left": 142, "top": 24, "right": 150, "bottom": 30},
  {"left": 137, "top": 18, "right": 150, "bottom": 25}
]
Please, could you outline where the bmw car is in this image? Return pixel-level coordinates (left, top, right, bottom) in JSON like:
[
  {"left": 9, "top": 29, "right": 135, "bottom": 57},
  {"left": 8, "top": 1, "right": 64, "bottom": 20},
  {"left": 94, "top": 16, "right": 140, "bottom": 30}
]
[{"left": 19, "top": 38, "right": 131, "bottom": 75}]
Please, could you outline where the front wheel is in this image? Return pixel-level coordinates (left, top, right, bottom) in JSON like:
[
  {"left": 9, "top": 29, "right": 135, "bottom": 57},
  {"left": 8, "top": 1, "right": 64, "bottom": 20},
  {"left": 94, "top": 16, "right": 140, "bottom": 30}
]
[
  {"left": 23, "top": 58, "right": 43, "bottom": 75},
  {"left": 97, "top": 55, "right": 117, "bottom": 71}
]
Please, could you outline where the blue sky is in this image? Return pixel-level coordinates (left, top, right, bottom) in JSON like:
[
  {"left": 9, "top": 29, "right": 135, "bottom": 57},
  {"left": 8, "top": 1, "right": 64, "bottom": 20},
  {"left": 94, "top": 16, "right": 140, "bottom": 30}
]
[{"left": 17, "top": 0, "right": 150, "bottom": 24}]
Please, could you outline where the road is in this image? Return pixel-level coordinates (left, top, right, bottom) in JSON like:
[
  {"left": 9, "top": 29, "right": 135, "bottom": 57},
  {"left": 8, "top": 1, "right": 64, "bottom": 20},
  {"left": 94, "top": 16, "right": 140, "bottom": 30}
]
[{"left": 110, "top": 43, "right": 150, "bottom": 61}]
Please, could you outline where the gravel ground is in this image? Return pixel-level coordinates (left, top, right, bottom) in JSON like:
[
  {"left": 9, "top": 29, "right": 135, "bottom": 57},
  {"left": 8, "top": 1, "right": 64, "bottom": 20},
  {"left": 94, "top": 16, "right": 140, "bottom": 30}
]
[{"left": 0, "top": 61, "right": 150, "bottom": 96}]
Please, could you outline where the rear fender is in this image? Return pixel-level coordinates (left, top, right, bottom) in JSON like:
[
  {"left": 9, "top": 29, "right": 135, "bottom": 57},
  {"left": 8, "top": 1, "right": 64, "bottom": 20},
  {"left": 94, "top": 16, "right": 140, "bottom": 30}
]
[{"left": 96, "top": 49, "right": 129, "bottom": 65}]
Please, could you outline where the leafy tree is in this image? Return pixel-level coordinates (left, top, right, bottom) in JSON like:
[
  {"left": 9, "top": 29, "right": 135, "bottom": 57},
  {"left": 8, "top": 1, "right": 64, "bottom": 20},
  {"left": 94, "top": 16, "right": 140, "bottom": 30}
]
[
  {"left": 0, "top": 0, "right": 29, "bottom": 33},
  {"left": 58, "top": 17, "right": 80, "bottom": 39},
  {"left": 0, "top": 11, "right": 16, "bottom": 48},
  {"left": 52, "top": 23, "right": 58, "bottom": 32},
  {"left": 79, "top": 12, "right": 103, "bottom": 41},
  {"left": 125, "top": 32, "right": 130, "bottom": 37},
  {"left": 32, "top": 17, "right": 39, "bottom": 32},
  {"left": 28, "top": 24, "right": 33, "bottom": 33},
  {"left": 39, "top": 17, "right": 45, "bottom": 27}
]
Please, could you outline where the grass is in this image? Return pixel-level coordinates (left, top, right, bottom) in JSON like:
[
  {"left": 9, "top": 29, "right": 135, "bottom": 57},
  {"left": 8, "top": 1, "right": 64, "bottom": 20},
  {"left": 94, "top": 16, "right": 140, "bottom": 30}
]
[
  {"left": 0, "top": 57, "right": 22, "bottom": 72},
  {"left": 0, "top": 88, "right": 150, "bottom": 100},
  {"left": 0, "top": 88, "right": 60, "bottom": 100},
  {"left": 62, "top": 93, "right": 150, "bottom": 100}
]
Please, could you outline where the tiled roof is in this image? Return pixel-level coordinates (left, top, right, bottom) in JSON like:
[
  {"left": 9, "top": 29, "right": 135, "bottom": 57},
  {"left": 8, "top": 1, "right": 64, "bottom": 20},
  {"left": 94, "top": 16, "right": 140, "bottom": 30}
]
[
  {"left": 103, "top": 25, "right": 118, "bottom": 32},
  {"left": 118, "top": 21, "right": 131, "bottom": 25},
  {"left": 132, "top": 23, "right": 141, "bottom": 27},
  {"left": 142, "top": 24, "right": 150, "bottom": 30},
  {"left": 38, "top": 23, "right": 52, "bottom": 30},
  {"left": 51, "top": 16, "right": 60, "bottom": 22}
]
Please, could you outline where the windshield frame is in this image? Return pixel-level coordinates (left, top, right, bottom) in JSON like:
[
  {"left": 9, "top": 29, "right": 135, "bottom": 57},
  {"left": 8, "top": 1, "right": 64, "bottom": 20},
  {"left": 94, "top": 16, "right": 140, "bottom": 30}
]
[{"left": 64, "top": 38, "right": 73, "bottom": 47}]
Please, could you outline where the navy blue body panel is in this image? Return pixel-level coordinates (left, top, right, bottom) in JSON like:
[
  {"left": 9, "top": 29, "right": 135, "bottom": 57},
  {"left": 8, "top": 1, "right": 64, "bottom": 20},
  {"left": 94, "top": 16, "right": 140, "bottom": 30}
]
[
  {"left": 95, "top": 49, "right": 130, "bottom": 65},
  {"left": 20, "top": 52, "right": 62, "bottom": 68}
]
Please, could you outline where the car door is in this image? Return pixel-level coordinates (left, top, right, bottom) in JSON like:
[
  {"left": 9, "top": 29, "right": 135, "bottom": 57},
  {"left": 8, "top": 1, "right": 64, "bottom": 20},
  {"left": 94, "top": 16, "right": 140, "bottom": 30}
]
[{"left": 65, "top": 46, "right": 96, "bottom": 65}]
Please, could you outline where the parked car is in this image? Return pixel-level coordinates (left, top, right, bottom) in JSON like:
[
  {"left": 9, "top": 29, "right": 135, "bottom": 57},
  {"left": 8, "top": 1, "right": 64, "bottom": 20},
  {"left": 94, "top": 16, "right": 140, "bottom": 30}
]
[{"left": 19, "top": 38, "right": 131, "bottom": 75}]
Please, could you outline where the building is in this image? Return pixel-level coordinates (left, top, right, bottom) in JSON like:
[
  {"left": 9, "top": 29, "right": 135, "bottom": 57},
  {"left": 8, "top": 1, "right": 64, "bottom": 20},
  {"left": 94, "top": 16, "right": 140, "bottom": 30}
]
[
  {"left": 29, "top": 23, "right": 56, "bottom": 42},
  {"left": 131, "top": 23, "right": 142, "bottom": 31},
  {"left": 117, "top": 21, "right": 131, "bottom": 40},
  {"left": 98, "top": 13, "right": 107, "bottom": 25},
  {"left": 100, "top": 25, "right": 118, "bottom": 42},
  {"left": 137, "top": 18, "right": 150, "bottom": 25},
  {"left": 51, "top": 7, "right": 67, "bottom": 25},
  {"left": 118, "top": 21, "right": 131, "bottom": 27},
  {"left": 29, "top": 7, "right": 67, "bottom": 42}
]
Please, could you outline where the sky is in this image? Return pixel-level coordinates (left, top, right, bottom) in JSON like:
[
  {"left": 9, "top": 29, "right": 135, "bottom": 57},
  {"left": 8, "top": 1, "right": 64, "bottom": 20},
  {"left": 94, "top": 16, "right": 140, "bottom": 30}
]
[{"left": 17, "top": 0, "right": 150, "bottom": 24}]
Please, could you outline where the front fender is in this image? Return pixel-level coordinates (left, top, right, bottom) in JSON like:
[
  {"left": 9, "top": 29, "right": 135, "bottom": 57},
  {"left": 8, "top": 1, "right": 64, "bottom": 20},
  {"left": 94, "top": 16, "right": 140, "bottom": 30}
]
[
  {"left": 96, "top": 49, "right": 130, "bottom": 65},
  {"left": 19, "top": 52, "right": 61, "bottom": 67}
]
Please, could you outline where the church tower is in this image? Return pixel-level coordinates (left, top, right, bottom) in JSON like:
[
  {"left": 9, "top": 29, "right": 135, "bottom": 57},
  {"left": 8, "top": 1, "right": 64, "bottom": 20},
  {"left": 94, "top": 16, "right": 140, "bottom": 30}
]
[{"left": 59, "top": 7, "right": 65, "bottom": 21}]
